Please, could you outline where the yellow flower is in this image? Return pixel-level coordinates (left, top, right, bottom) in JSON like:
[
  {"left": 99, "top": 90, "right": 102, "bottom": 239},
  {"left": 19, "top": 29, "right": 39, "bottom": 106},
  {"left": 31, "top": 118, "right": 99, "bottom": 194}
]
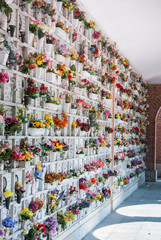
[
  {"left": 24, "top": 207, "right": 28, "bottom": 211},
  {"left": 72, "top": 122, "right": 77, "bottom": 128},
  {"left": 19, "top": 119, "right": 22, "bottom": 123},
  {"left": 4, "top": 190, "right": 13, "bottom": 198}
]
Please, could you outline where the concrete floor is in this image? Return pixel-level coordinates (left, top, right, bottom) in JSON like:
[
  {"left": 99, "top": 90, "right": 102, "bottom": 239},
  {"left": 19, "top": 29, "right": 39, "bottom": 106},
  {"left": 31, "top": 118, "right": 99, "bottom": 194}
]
[{"left": 83, "top": 182, "right": 161, "bottom": 240}]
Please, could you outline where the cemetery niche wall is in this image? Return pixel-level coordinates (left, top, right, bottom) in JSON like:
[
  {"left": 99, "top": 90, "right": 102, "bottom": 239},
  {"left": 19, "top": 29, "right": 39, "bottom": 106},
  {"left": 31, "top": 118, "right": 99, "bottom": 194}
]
[{"left": 0, "top": 0, "right": 148, "bottom": 239}]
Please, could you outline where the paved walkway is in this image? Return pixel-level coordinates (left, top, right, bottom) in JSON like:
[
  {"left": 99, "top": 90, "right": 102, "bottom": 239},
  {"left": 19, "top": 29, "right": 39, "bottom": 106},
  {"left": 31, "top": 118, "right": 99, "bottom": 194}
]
[{"left": 83, "top": 182, "right": 161, "bottom": 240}]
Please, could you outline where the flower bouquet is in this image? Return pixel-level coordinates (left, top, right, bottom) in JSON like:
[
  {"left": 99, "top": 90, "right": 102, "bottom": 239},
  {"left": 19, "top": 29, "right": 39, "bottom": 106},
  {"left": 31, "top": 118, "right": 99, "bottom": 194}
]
[
  {"left": 3, "top": 190, "right": 13, "bottom": 209},
  {"left": 4, "top": 116, "right": 21, "bottom": 136},
  {"left": 0, "top": 72, "right": 9, "bottom": 87},
  {"left": 15, "top": 182, "right": 25, "bottom": 203},
  {"left": 2, "top": 217, "right": 17, "bottom": 239},
  {"left": 76, "top": 147, "right": 85, "bottom": 158}
]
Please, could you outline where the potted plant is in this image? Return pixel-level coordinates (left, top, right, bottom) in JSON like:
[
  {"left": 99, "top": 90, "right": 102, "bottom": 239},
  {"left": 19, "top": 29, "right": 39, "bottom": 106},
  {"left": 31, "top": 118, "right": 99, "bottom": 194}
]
[
  {"left": 46, "top": 35, "right": 56, "bottom": 56},
  {"left": 15, "top": 182, "right": 25, "bottom": 204},
  {"left": 24, "top": 78, "right": 39, "bottom": 105}
]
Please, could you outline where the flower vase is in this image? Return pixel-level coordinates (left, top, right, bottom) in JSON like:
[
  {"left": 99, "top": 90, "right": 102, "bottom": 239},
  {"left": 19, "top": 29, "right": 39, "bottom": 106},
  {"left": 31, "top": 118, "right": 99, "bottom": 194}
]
[
  {"left": 89, "top": 93, "right": 98, "bottom": 101},
  {"left": 70, "top": 60, "right": 76, "bottom": 66},
  {"left": 35, "top": 179, "right": 39, "bottom": 191},
  {"left": 45, "top": 128, "right": 50, "bottom": 136},
  {"left": 50, "top": 151, "right": 57, "bottom": 162},
  {"left": 17, "top": 194, "right": 22, "bottom": 204},
  {"left": 22, "top": 220, "right": 29, "bottom": 229},
  {"left": 0, "top": 163, "right": 4, "bottom": 171},
  {"left": 28, "top": 32, "right": 34, "bottom": 46},
  {"left": 80, "top": 130, "right": 86, "bottom": 137},
  {"left": 9, "top": 25, "right": 16, "bottom": 37},
  {"left": 5, "top": 197, "right": 11, "bottom": 209},
  {"left": 46, "top": 43, "right": 53, "bottom": 56},
  {"left": 57, "top": 1, "right": 62, "bottom": 11},
  {"left": 70, "top": 108, "right": 77, "bottom": 115},
  {"left": 0, "top": 50, "right": 9, "bottom": 66},
  {"left": 37, "top": 67, "right": 45, "bottom": 80},
  {"left": 33, "top": 156, "right": 39, "bottom": 165},
  {"left": 62, "top": 151, "right": 67, "bottom": 160},
  {"left": 55, "top": 129, "right": 61, "bottom": 136},
  {"left": 76, "top": 154, "right": 84, "bottom": 159},
  {"left": 5, "top": 228, "right": 10, "bottom": 239},
  {"left": 28, "top": 127, "right": 45, "bottom": 136},
  {"left": 25, "top": 183, "right": 31, "bottom": 196},
  {"left": 72, "top": 127, "right": 78, "bottom": 137},
  {"left": 65, "top": 57, "right": 70, "bottom": 66},
  {"left": 0, "top": 17, "right": 7, "bottom": 31}
]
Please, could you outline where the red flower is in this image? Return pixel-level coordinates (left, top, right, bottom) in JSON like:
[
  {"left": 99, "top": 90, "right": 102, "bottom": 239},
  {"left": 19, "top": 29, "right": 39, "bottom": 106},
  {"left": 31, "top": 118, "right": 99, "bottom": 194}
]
[{"left": 42, "top": 228, "right": 47, "bottom": 233}]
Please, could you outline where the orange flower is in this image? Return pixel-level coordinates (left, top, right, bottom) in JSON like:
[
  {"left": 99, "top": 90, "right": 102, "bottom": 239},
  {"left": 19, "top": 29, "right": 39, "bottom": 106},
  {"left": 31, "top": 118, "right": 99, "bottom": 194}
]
[{"left": 59, "top": 21, "right": 64, "bottom": 26}]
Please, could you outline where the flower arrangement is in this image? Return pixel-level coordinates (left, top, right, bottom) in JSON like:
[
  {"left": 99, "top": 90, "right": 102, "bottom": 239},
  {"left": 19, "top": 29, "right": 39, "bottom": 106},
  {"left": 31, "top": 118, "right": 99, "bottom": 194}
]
[
  {"left": 56, "top": 21, "right": 69, "bottom": 33},
  {"left": 54, "top": 42, "right": 71, "bottom": 57},
  {"left": 86, "top": 190, "right": 97, "bottom": 203},
  {"left": 46, "top": 95, "right": 61, "bottom": 105},
  {"left": 4, "top": 116, "right": 21, "bottom": 134},
  {"left": 57, "top": 212, "right": 67, "bottom": 230},
  {"left": 72, "top": 29, "right": 77, "bottom": 42},
  {"left": 50, "top": 140, "right": 63, "bottom": 152},
  {"left": 40, "top": 139, "right": 56, "bottom": 156},
  {"left": 34, "top": 52, "right": 51, "bottom": 69},
  {"left": 44, "top": 216, "right": 58, "bottom": 235},
  {"left": 84, "top": 20, "right": 95, "bottom": 29},
  {"left": 105, "top": 158, "right": 112, "bottom": 164},
  {"left": 0, "top": 72, "right": 9, "bottom": 87},
  {"left": 101, "top": 90, "right": 112, "bottom": 99},
  {"left": 29, "top": 119, "right": 44, "bottom": 128},
  {"left": 45, "top": 172, "right": 69, "bottom": 183},
  {"left": 3, "top": 190, "right": 13, "bottom": 198},
  {"left": 32, "top": 1, "right": 56, "bottom": 17},
  {"left": 46, "top": 35, "right": 56, "bottom": 44},
  {"left": 89, "top": 44, "right": 99, "bottom": 57},
  {"left": 44, "top": 114, "right": 54, "bottom": 128},
  {"left": 2, "top": 217, "right": 17, "bottom": 228},
  {"left": 0, "top": 142, "right": 11, "bottom": 162},
  {"left": 30, "top": 145, "right": 41, "bottom": 156},
  {"left": 53, "top": 112, "right": 68, "bottom": 129},
  {"left": 40, "top": 84, "right": 50, "bottom": 98},
  {"left": 119, "top": 58, "right": 130, "bottom": 69},
  {"left": 92, "top": 31, "right": 101, "bottom": 40},
  {"left": 20, "top": 207, "right": 34, "bottom": 220},
  {"left": 76, "top": 147, "right": 85, "bottom": 154},
  {"left": 16, "top": 107, "right": 34, "bottom": 123},
  {"left": 62, "top": 142, "right": 69, "bottom": 151},
  {"left": 34, "top": 162, "right": 45, "bottom": 180},
  {"left": 29, "top": 198, "right": 44, "bottom": 213},
  {"left": 105, "top": 127, "right": 113, "bottom": 133},
  {"left": 102, "top": 187, "right": 111, "bottom": 198},
  {"left": 81, "top": 122, "right": 91, "bottom": 132},
  {"left": 25, "top": 172, "right": 34, "bottom": 184},
  {"left": 15, "top": 182, "right": 25, "bottom": 196},
  {"left": 73, "top": 8, "right": 85, "bottom": 21},
  {"left": 24, "top": 78, "right": 39, "bottom": 99},
  {"left": 19, "top": 56, "right": 36, "bottom": 74},
  {"left": 87, "top": 83, "right": 100, "bottom": 94},
  {"left": 88, "top": 138, "right": 100, "bottom": 148},
  {"left": 98, "top": 135, "right": 109, "bottom": 147}
]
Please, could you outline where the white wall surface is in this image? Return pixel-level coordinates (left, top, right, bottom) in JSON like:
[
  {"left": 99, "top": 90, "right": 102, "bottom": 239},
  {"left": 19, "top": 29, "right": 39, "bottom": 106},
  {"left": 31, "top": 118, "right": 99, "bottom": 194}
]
[{"left": 79, "top": 0, "right": 161, "bottom": 83}]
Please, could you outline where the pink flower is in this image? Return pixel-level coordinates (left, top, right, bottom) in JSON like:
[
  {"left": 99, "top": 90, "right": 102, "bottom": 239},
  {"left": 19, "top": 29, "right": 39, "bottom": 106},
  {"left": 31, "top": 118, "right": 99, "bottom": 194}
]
[{"left": 76, "top": 209, "right": 79, "bottom": 214}]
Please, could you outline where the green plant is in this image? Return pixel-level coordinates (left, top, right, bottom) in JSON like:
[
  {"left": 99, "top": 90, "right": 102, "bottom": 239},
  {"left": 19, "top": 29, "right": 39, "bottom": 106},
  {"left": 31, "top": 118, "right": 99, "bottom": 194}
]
[{"left": 0, "top": 0, "right": 13, "bottom": 17}]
